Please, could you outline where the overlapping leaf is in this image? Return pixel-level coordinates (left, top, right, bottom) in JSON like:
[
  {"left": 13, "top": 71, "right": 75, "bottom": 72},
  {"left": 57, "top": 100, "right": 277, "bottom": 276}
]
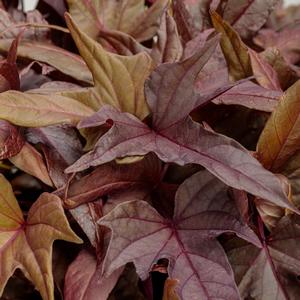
[
  {"left": 66, "top": 0, "right": 168, "bottom": 41},
  {"left": 226, "top": 215, "right": 300, "bottom": 300},
  {"left": 99, "top": 171, "right": 260, "bottom": 300},
  {"left": 65, "top": 14, "right": 153, "bottom": 119},
  {"left": 66, "top": 36, "right": 295, "bottom": 212},
  {"left": 0, "top": 175, "right": 82, "bottom": 300},
  {"left": 64, "top": 249, "right": 123, "bottom": 300}
]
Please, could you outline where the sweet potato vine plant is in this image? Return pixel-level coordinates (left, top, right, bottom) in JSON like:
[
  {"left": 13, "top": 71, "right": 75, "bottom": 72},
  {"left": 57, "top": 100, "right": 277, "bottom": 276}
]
[{"left": 0, "top": 0, "right": 300, "bottom": 299}]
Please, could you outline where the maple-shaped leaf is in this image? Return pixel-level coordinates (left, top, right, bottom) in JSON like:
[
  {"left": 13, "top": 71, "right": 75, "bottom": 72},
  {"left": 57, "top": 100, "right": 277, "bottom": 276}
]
[
  {"left": 66, "top": 0, "right": 168, "bottom": 41},
  {"left": 66, "top": 36, "right": 295, "bottom": 212},
  {"left": 64, "top": 249, "right": 123, "bottom": 300},
  {"left": 225, "top": 215, "right": 300, "bottom": 300},
  {"left": 0, "top": 175, "right": 82, "bottom": 300},
  {"left": 222, "top": 0, "right": 279, "bottom": 39},
  {"left": 65, "top": 13, "right": 153, "bottom": 120},
  {"left": 98, "top": 170, "right": 260, "bottom": 300}
]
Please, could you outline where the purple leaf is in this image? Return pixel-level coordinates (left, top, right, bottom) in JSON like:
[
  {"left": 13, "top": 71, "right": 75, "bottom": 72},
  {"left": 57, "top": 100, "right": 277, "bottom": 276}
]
[
  {"left": 226, "top": 215, "right": 300, "bottom": 299},
  {"left": 64, "top": 249, "right": 123, "bottom": 300},
  {"left": 212, "top": 81, "right": 282, "bottom": 112},
  {"left": 98, "top": 170, "right": 260, "bottom": 300}
]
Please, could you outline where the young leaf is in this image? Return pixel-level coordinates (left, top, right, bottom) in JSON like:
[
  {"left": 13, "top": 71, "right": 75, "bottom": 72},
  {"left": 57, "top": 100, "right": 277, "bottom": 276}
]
[
  {"left": 98, "top": 171, "right": 260, "bottom": 300},
  {"left": 0, "top": 175, "right": 82, "bottom": 300},
  {"left": 66, "top": 0, "right": 168, "bottom": 41},
  {"left": 0, "top": 35, "right": 20, "bottom": 92},
  {"left": 65, "top": 13, "right": 153, "bottom": 119},
  {"left": 64, "top": 249, "right": 123, "bottom": 300},
  {"left": 257, "top": 80, "right": 300, "bottom": 172},
  {"left": 211, "top": 11, "right": 252, "bottom": 81},
  {"left": 0, "top": 91, "right": 94, "bottom": 127},
  {"left": 226, "top": 215, "right": 300, "bottom": 299}
]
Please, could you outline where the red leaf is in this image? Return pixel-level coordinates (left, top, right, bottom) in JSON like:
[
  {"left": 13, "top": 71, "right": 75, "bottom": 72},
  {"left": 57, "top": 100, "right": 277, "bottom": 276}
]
[
  {"left": 64, "top": 249, "right": 123, "bottom": 300},
  {"left": 226, "top": 215, "right": 300, "bottom": 299},
  {"left": 98, "top": 171, "right": 260, "bottom": 300},
  {"left": 66, "top": 43, "right": 294, "bottom": 211}
]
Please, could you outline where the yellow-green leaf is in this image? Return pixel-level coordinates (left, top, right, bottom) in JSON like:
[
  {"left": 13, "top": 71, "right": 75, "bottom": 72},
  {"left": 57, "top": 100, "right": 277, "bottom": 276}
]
[
  {"left": 0, "top": 175, "right": 82, "bottom": 300},
  {"left": 65, "top": 13, "right": 153, "bottom": 120},
  {"left": 211, "top": 11, "right": 252, "bottom": 81},
  {"left": 0, "top": 91, "right": 94, "bottom": 127}
]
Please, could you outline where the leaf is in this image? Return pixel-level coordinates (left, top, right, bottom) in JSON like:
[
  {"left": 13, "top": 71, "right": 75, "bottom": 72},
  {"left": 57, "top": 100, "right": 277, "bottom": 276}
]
[
  {"left": 26, "top": 125, "right": 83, "bottom": 188},
  {"left": 0, "top": 175, "right": 82, "bottom": 300},
  {"left": 0, "top": 120, "right": 24, "bottom": 159},
  {"left": 99, "top": 171, "right": 260, "bottom": 300},
  {"left": 261, "top": 47, "right": 298, "bottom": 90},
  {"left": 0, "top": 91, "right": 94, "bottom": 127},
  {"left": 171, "top": 0, "right": 196, "bottom": 44},
  {"left": 0, "top": 8, "right": 49, "bottom": 40},
  {"left": 66, "top": 38, "right": 296, "bottom": 212},
  {"left": 0, "top": 35, "right": 20, "bottom": 92},
  {"left": 0, "top": 39, "right": 93, "bottom": 84},
  {"left": 150, "top": 11, "right": 183, "bottom": 64},
  {"left": 222, "top": 0, "right": 280, "bottom": 39},
  {"left": 62, "top": 154, "right": 162, "bottom": 208},
  {"left": 98, "top": 28, "right": 150, "bottom": 56},
  {"left": 257, "top": 80, "right": 300, "bottom": 172},
  {"left": 9, "top": 142, "right": 53, "bottom": 186},
  {"left": 254, "top": 28, "right": 300, "bottom": 64},
  {"left": 66, "top": 0, "right": 168, "bottom": 42},
  {"left": 225, "top": 215, "right": 300, "bottom": 300},
  {"left": 211, "top": 11, "right": 252, "bottom": 81},
  {"left": 212, "top": 81, "right": 281, "bottom": 112},
  {"left": 65, "top": 13, "right": 153, "bottom": 119},
  {"left": 249, "top": 49, "right": 282, "bottom": 91},
  {"left": 64, "top": 249, "right": 123, "bottom": 300}
]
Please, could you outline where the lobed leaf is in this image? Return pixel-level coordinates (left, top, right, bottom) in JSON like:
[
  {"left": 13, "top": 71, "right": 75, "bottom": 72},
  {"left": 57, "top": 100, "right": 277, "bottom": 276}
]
[
  {"left": 0, "top": 175, "right": 82, "bottom": 300},
  {"left": 65, "top": 13, "right": 153, "bottom": 119},
  {"left": 99, "top": 171, "right": 260, "bottom": 300}
]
